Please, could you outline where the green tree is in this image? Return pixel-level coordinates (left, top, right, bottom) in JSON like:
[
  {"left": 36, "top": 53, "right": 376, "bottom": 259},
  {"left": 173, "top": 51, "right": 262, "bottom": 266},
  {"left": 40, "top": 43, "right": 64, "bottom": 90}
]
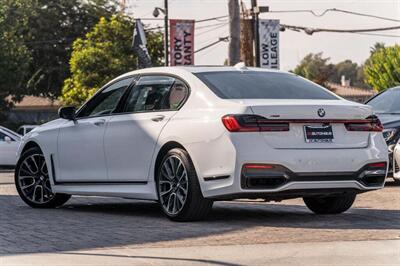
[
  {"left": 21, "top": 0, "right": 117, "bottom": 98},
  {"left": 0, "top": 0, "right": 118, "bottom": 122},
  {"left": 61, "top": 15, "right": 163, "bottom": 106},
  {"left": 331, "top": 60, "right": 369, "bottom": 88},
  {"left": 0, "top": 1, "right": 32, "bottom": 121},
  {"left": 331, "top": 60, "right": 358, "bottom": 83},
  {"left": 364, "top": 45, "right": 400, "bottom": 92},
  {"left": 293, "top": 53, "right": 335, "bottom": 86}
]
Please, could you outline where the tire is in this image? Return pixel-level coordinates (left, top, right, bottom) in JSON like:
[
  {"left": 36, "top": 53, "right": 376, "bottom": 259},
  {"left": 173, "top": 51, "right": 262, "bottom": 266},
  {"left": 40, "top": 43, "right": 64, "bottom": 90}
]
[
  {"left": 303, "top": 194, "right": 356, "bottom": 214},
  {"left": 15, "top": 147, "right": 71, "bottom": 208},
  {"left": 156, "top": 148, "right": 213, "bottom": 221}
]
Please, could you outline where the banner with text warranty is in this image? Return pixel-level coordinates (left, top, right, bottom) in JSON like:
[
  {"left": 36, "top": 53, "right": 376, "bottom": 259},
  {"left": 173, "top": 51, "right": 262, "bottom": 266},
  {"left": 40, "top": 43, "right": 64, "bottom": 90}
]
[
  {"left": 259, "top": 19, "right": 280, "bottom": 69},
  {"left": 170, "top": 19, "right": 195, "bottom": 66}
]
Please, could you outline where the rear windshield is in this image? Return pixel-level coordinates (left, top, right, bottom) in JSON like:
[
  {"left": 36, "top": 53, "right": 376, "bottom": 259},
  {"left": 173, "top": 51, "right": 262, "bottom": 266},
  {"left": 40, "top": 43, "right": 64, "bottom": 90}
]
[{"left": 194, "top": 71, "right": 338, "bottom": 100}]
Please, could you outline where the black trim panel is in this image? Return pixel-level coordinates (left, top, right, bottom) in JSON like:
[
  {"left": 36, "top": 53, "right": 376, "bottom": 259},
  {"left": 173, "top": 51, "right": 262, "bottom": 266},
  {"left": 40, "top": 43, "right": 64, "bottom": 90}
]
[
  {"left": 204, "top": 175, "right": 230, "bottom": 181},
  {"left": 54, "top": 181, "right": 148, "bottom": 185},
  {"left": 50, "top": 154, "right": 57, "bottom": 183},
  {"left": 210, "top": 188, "right": 364, "bottom": 201},
  {"left": 241, "top": 163, "right": 386, "bottom": 190}
]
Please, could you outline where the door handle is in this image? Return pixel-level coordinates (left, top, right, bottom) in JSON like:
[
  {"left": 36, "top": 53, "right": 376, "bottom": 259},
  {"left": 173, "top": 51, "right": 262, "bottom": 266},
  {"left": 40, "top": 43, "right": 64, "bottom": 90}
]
[
  {"left": 151, "top": 115, "right": 165, "bottom": 122},
  {"left": 92, "top": 119, "right": 106, "bottom": 126}
]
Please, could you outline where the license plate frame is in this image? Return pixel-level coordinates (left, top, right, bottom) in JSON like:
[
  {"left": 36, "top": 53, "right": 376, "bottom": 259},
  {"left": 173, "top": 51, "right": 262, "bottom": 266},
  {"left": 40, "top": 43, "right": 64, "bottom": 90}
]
[{"left": 304, "top": 125, "right": 334, "bottom": 143}]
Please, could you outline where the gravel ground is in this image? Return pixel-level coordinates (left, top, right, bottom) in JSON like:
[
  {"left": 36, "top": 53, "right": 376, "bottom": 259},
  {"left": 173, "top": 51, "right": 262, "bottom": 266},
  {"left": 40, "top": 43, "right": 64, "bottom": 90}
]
[{"left": 0, "top": 170, "right": 399, "bottom": 255}]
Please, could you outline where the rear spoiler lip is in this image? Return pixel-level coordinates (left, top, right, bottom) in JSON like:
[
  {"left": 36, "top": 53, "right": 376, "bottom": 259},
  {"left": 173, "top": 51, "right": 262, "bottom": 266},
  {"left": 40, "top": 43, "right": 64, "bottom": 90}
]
[{"left": 257, "top": 119, "right": 375, "bottom": 123}]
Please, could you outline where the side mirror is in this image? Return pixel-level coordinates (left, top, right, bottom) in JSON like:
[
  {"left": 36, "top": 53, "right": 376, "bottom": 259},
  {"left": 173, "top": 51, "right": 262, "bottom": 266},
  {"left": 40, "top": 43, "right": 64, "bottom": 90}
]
[
  {"left": 58, "top": 106, "right": 76, "bottom": 120},
  {"left": 4, "top": 136, "right": 12, "bottom": 143}
]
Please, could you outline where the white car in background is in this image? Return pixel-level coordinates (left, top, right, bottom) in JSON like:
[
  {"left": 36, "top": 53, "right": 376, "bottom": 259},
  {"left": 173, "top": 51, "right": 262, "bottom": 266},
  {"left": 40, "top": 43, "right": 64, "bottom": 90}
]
[
  {"left": 14, "top": 66, "right": 388, "bottom": 221},
  {"left": 17, "top": 125, "right": 37, "bottom": 136},
  {"left": 391, "top": 142, "right": 400, "bottom": 183},
  {"left": 0, "top": 126, "right": 21, "bottom": 167}
]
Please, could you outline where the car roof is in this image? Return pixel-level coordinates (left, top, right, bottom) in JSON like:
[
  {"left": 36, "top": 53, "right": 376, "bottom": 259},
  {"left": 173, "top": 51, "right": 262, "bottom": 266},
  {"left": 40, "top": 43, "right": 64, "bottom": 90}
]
[
  {"left": 121, "top": 65, "right": 287, "bottom": 76},
  {"left": 168, "top": 66, "right": 286, "bottom": 74},
  {"left": 104, "top": 66, "right": 294, "bottom": 91},
  {"left": 389, "top": 86, "right": 400, "bottom": 90}
]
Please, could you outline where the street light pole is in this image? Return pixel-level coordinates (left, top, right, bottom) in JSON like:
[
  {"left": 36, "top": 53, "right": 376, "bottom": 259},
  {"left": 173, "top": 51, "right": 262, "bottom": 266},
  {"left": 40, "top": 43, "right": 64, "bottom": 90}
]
[
  {"left": 251, "top": 0, "right": 260, "bottom": 67},
  {"left": 164, "top": 0, "right": 169, "bottom": 66}
]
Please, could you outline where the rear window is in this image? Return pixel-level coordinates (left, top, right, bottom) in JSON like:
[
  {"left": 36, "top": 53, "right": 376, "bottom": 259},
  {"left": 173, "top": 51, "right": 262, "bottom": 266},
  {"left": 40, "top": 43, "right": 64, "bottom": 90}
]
[{"left": 194, "top": 71, "right": 338, "bottom": 100}]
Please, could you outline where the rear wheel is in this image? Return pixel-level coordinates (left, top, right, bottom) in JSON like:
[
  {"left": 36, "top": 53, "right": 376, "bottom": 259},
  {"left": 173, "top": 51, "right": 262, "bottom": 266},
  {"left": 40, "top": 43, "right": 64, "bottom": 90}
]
[
  {"left": 156, "top": 148, "right": 213, "bottom": 221},
  {"left": 15, "top": 147, "right": 70, "bottom": 208},
  {"left": 303, "top": 194, "right": 356, "bottom": 214}
]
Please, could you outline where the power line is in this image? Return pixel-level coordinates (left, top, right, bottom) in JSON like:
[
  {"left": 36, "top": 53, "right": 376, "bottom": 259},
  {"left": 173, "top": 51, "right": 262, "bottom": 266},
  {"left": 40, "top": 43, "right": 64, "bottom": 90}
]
[
  {"left": 269, "top": 8, "right": 400, "bottom": 23},
  {"left": 195, "top": 36, "right": 229, "bottom": 54},
  {"left": 145, "top": 20, "right": 228, "bottom": 32},
  {"left": 326, "top": 8, "right": 400, "bottom": 23},
  {"left": 135, "top": 15, "right": 229, "bottom": 23},
  {"left": 281, "top": 24, "right": 400, "bottom": 35},
  {"left": 196, "top": 21, "right": 228, "bottom": 30},
  {"left": 351, "top": 32, "right": 400, "bottom": 38},
  {"left": 197, "top": 22, "right": 229, "bottom": 36},
  {"left": 196, "top": 15, "right": 229, "bottom": 23}
]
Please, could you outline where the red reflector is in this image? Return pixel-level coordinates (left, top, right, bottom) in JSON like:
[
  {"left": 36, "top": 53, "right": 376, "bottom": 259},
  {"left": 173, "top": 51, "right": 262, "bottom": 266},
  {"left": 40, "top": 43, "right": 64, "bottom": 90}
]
[
  {"left": 368, "top": 162, "right": 387, "bottom": 168},
  {"left": 244, "top": 164, "right": 274, "bottom": 169}
]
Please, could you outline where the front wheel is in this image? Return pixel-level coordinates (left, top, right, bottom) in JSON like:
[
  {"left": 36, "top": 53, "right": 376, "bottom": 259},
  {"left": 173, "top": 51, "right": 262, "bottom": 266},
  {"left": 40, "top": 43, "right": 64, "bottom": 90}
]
[
  {"left": 156, "top": 148, "right": 213, "bottom": 221},
  {"left": 303, "top": 194, "right": 356, "bottom": 214},
  {"left": 15, "top": 147, "right": 71, "bottom": 208}
]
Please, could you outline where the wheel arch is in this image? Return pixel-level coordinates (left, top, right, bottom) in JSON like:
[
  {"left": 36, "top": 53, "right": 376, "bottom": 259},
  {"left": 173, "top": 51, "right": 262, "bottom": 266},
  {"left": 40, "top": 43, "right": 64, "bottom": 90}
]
[
  {"left": 20, "top": 141, "right": 43, "bottom": 156},
  {"left": 154, "top": 141, "right": 187, "bottom": 181}
]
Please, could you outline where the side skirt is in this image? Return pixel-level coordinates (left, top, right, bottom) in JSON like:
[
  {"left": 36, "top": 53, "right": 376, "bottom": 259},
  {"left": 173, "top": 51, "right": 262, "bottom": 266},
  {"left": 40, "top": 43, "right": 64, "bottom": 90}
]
[{"left": 52, "top": 182, "right": 158, "bottom": 200}]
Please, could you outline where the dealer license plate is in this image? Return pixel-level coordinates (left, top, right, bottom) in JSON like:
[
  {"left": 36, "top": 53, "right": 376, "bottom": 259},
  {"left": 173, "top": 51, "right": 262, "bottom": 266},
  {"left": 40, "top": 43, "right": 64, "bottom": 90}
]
[{"left": 304, "top": 125, "right": 334, "bottom": 143}]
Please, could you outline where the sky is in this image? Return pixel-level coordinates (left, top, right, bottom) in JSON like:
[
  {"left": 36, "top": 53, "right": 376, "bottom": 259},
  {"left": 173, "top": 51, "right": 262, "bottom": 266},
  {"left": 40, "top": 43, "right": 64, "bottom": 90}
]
[{"left": 126, "top": 0, "right": 400, "bottom": 70}]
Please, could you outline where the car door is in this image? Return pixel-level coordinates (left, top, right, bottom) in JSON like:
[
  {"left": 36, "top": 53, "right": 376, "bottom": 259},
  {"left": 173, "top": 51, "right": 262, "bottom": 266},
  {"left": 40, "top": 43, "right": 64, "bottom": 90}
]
[
  {"left": 0, "top": 130, "right": 20, "bottom": 165},
  {"left": 56, "top": 77, "right": 134, "bottom": 182},
  {"left": 104, "top": 75, "right": 189, "bottom": 182}
]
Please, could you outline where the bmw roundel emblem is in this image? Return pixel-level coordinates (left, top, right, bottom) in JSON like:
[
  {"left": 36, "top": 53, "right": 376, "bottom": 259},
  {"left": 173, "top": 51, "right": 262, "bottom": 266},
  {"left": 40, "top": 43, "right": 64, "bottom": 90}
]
[{"left": 317, "top": 108, "right": 326, "bottom": 117}]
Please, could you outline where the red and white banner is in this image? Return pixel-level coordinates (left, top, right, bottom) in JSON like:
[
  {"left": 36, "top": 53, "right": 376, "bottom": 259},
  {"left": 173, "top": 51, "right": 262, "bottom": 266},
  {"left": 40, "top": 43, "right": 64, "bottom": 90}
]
[{"left": 169, "top": 19, "right": 195, "bottom": 66}]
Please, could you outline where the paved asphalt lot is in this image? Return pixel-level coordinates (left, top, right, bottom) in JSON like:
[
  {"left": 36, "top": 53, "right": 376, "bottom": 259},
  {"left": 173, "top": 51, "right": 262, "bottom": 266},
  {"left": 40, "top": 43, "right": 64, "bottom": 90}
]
[{"left": 0, "top": 169, "right": 399, "bottom": 265}]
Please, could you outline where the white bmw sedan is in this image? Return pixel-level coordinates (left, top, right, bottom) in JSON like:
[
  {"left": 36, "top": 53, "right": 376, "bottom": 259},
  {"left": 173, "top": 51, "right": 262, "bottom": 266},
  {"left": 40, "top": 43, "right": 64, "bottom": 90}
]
[{"left": 15, "top": 66, "right": 388, "bottom": 221}]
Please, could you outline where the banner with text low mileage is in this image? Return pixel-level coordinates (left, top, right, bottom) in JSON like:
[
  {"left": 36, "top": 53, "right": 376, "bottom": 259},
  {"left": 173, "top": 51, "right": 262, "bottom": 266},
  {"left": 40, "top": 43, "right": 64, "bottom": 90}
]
[
  {"left": 169, "top": 19, "right": 195, "bottom": 66},
  {"left": 259, "top": 19, "right": 280, "bottom": 69}
]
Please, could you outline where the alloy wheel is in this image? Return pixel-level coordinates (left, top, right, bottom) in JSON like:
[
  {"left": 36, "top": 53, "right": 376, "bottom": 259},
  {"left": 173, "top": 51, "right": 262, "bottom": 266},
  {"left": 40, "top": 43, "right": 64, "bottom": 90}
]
[
  {"left": 158, "top": 155, "right": 189, "bottom": 215},
  {"left": 17, "top": 154, "right": 54, "bottom": 204}
]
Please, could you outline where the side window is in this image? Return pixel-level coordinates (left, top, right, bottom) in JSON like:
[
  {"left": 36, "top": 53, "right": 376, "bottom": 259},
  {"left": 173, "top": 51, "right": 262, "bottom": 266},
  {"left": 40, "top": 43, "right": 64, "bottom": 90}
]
[
  {"left": 77, "top": 77, "right": 134, "bottom": 118},
  {"left": 124, "top": 76, "right": 188, "bottom": 113},
  {"left": 0, "top": 132, "right": 12, "bottom": 141},
  {"left": 169, "top": 80, "right": 189, "bottom": 109},
  {"left": 0, "top": 132, "right": 7, "bottom": 141}
]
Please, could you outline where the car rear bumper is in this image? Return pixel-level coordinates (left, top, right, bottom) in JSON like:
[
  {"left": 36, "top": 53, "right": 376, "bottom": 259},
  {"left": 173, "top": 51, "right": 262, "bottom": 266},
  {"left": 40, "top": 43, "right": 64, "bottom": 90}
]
[
  {"left": 202, "top": 173, "right": 386, "bottom": 200},
  {"left": 193, "top": 132, "right": 388, "bottom": 199}
]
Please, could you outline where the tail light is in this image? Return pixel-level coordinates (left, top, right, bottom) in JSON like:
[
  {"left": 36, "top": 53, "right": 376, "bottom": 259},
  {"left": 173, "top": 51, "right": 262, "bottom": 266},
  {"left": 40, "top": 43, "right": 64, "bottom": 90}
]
[
  {"left": 222, "top": 115, "right": 289, "bottom": 132},
  {"left": 345, "top": 116, "right": 383, "bottom": 132}
]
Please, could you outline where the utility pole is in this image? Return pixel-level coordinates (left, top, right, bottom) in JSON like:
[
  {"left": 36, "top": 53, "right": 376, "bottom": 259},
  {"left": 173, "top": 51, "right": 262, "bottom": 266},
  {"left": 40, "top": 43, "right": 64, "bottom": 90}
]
[
  {"left": 251, "top": 0, "right": 260, "bottom": 67},
  {"left": 228, "top": 0, "right": 240, "bottom": 65},
  {"left": 153, "top": 1, "right": 169, "bottom": 66},
  {"left": 120, "top": 0, "right": 127, "bottom": 13},
  {"left": 240, "top": 1, "right": 254, "bottom": 66},
  {"left": 164, "top": 0, "right": 169, "bottom": 66}
]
